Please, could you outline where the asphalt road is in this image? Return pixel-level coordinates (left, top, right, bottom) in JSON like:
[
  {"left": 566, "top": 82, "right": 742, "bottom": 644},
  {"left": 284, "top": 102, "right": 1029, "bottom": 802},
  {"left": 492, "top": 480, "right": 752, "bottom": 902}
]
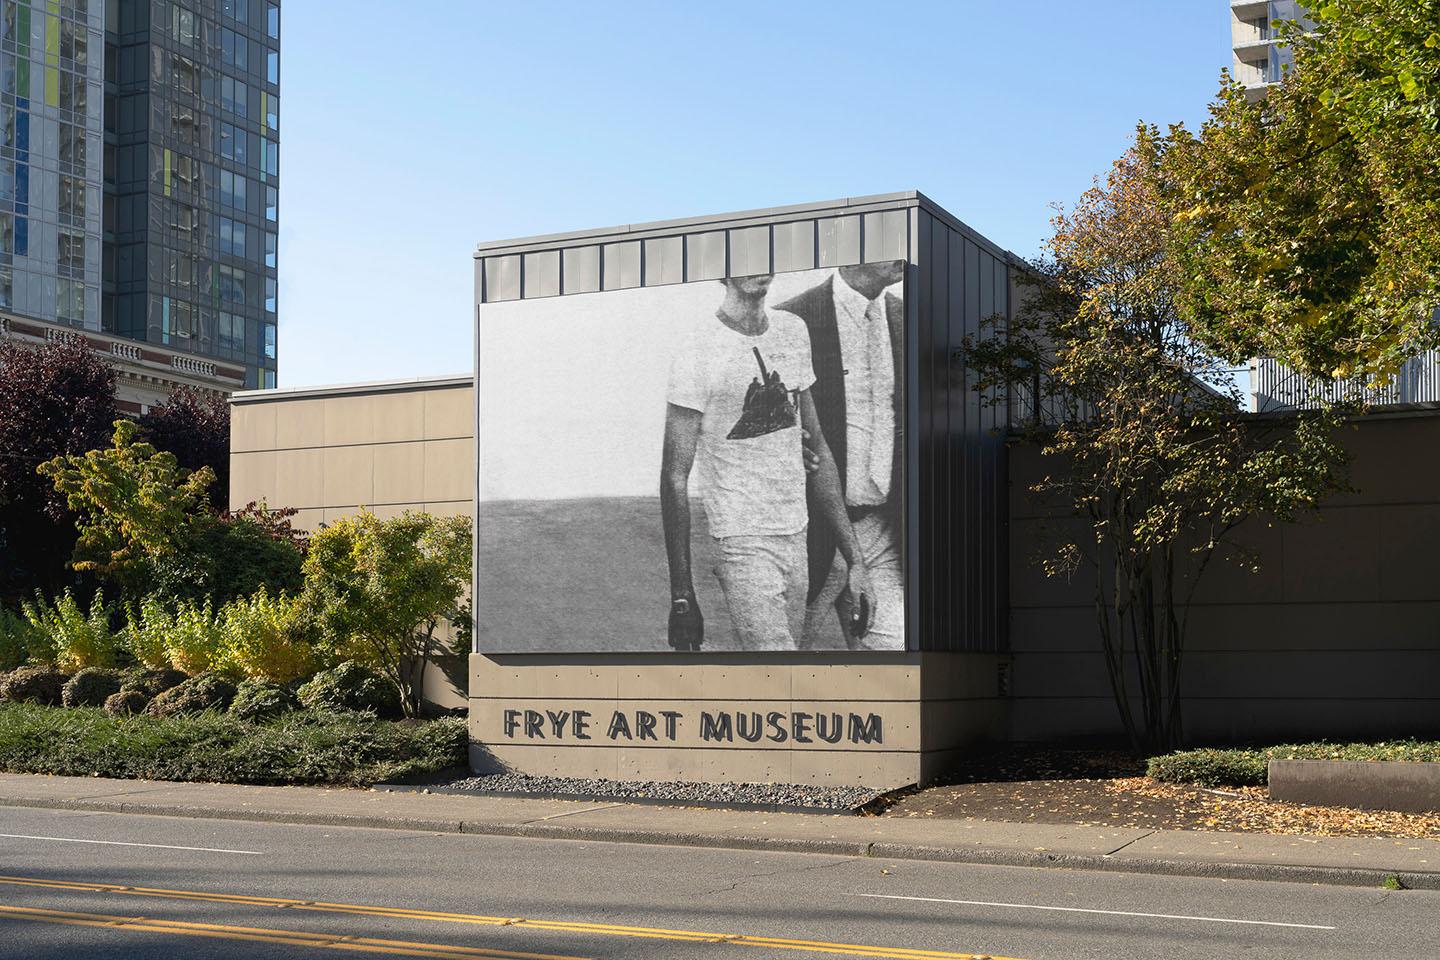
[{"left": 0, "top": 805, "right": 1436, "bottom": 960}]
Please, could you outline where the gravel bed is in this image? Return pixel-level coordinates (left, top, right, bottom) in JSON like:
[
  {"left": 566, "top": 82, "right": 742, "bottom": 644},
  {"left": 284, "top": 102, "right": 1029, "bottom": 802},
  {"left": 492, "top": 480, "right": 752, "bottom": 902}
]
[{"left": 415, "top": 773, "right": 887, "bottom": 812}]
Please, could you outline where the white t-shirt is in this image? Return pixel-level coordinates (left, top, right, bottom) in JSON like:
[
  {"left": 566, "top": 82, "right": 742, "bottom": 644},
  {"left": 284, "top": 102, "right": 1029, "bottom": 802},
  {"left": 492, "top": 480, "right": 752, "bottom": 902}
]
[{"left": 667, "top": 309, "right": 816, "bottom": 539}]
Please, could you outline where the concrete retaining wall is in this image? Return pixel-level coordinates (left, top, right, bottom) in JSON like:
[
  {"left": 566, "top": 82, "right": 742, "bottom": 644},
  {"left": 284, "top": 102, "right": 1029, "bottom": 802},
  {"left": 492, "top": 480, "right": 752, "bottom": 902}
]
[{"left": 1269, "top": 759, "right": 1440, "bottom": 814}]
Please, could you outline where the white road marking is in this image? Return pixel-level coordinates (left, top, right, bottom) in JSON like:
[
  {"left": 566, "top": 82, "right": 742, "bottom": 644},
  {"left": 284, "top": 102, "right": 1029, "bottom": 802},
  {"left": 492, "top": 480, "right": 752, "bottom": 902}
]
[
  {"left": 0, "top": 833, "right": 263, "bottom": 855},
  {"left": 856, "top": 893, "right": 1337, "bottom": 930}
]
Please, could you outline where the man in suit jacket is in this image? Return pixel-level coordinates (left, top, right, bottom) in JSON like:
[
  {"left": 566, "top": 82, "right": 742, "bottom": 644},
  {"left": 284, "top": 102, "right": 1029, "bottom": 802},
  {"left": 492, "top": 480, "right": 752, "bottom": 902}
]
[{"left": 776, "top": 261, "right": 905, "bottom": 650}]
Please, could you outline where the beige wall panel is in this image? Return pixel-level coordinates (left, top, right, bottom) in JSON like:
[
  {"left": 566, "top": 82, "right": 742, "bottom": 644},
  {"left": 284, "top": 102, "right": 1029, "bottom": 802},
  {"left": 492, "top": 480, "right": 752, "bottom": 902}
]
[
  {"left": 1338, "top": 418, "right": 1440, "bottom": 506},
  {"left": 616, "top": 664, "right": 707, "bottom": 700},
  {"left": 423, "top": 438, "right": 474, "bottom": 502},
  {"left": 921, "top": 699, "right": 1008, "bottom": 750},
  {"left": 424, "top": 500, "right": 474, "bottom": 519},
  {"left": 700, "top": 748, "right": 794, "bottom": 784},
  {"left": 322, "top": 445, "right": 375, "bottom": 508},
  {"left": 471, "top": 698, "right": 918, "bottom": 751},
  {"left": 273, "top": 398, "right": 327, "bottom": 449},
  {"left": 228, "top": 451, "right": 276, "bottom": 512},
  {"left": 372, "top": 443, "right": 426, "bottom": 505},
  {"left": 472, "top": 657, "right": 622, "bottom": 700},
  {"left": 370, "top": 391, "right": 427, "bottom": 443},
  {"left": 1183, "top": 601, "right": 1440, "bottom": 652},
  {"left": 790, "top": 659, "right": 919, "bottom": 701},
  {"left": 424, "top": 388, "right": 474, "bottom": 440},
  {"left": 476, "top": 743, "right": 620, "bottom": 780},
  {"left": 790, "top": 750, "right": 918, "bottom": 787},
  {"left": 697, "top": 662, "right": 793, "bottom": 700},
  {"left": 273, "top": 448, "right": 326, "bottom": 510},
  {"left": 230, "top": 402, "right": 277, "bottom": 453},
  {"left": 1181, "top": 522, "right": 1286, "bottom": 605},
  {"left": 288, "top": 508, "right": 324, "bottom": 533},
  {"left": 1008, "top": 516, "right": 1094, "bottom": 607},
  {"left": 322, "top": 394, "right": 376, "bottom": 447},
  {"left": 617, "top": 746, "right": 710, "bottom": 781},
  {"left": 321, "top": 506, "right": 362, "bottom": 525}
]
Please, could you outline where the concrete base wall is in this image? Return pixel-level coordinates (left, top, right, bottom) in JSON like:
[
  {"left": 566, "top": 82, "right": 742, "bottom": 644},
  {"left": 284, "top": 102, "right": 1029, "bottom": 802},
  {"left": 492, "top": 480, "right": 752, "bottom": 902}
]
[
  {"left": 1269, "top": 759, "right": 1440, "bottom": 814},
  {"left": 1007, "top": 414, "right": 1440, "bottom": 745},
  {"left": 467, "top": 652, "right": 1006, "bottom": 788}
]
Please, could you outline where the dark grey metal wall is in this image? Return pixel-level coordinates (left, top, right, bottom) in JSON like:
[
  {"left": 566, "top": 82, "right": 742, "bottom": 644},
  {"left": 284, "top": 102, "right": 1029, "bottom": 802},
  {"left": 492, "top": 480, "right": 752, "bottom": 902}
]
[{"left": 911, "top": 206, "right": 1012, "bottom": 653}]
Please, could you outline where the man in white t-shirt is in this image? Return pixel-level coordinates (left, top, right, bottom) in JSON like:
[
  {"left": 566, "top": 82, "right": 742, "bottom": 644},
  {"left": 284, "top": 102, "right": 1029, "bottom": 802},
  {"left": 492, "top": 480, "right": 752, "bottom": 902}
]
[{"left": 660, "top": 273, "right": 875, "bottom": 652}]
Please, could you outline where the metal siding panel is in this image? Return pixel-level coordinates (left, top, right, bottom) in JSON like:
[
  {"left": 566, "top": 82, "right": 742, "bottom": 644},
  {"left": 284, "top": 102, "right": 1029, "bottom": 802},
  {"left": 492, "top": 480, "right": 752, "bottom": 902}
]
[
  {"left": 964, "top": 239, "right": 982, "bottom": 650},
  {"left": 685, "top": 231, "right": 726, "bottom": 281},
  {"left": 643, "top": 236, "right": 683, "bottom": 285},
  {"left": 772, "top": 220, "right": 816, "bottom": 273},
  {"left": 864, "top": 209, "right": 908, "bottom": 264},
  {"left": 601, "top": 241, "right": 640, "bottom": 289},
  {"left": 728, "top": 225, "right": 770, "bottom": 277},
  {"left": 904, "top": 213, "right": 923, "bottom": 656},
  {"left": 914, "top": 212, "right": 935, "bottom": 651},
  {"left": 483, "top": 255, "right": 521, "bottom": 302},
  {"left": 562, "top": 246, "right": 600, "bottom": 294},
  {"left": 978, "top": 252, "right": 998, "bottom": 652},
  {"left": 818, "top": 215, "right": 860, "bottom": 267},
  {"left": 522, "top": 250, "right": 560, "bottom": 298},
  {"left": 947, "top": 229, "right": 967, "bottom": 653},
  {"left": 928, "top": 216, "right": 950, "bottom": 651}
]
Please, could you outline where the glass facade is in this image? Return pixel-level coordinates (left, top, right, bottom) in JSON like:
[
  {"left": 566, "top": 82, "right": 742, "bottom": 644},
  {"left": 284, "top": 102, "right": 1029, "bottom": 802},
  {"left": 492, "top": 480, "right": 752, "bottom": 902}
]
[
  {"left": 0, "top": 1, "right": 105, "bottom": 329},
  {"left": 103, "top": 0, "right": 278, "bottom": 388}
]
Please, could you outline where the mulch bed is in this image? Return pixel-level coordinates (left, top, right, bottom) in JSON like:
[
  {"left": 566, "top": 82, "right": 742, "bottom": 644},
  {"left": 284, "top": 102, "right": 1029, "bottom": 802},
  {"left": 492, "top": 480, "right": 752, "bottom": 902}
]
[{"left": 878, "top": 746, "right": 1440, "bottom": 840}]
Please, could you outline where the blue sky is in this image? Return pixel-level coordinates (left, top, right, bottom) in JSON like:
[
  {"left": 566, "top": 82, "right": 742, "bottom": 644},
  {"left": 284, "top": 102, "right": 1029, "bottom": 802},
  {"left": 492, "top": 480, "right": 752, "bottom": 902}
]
[{"left": 278, "top": 1, "right": 1231, "bottom": 387}]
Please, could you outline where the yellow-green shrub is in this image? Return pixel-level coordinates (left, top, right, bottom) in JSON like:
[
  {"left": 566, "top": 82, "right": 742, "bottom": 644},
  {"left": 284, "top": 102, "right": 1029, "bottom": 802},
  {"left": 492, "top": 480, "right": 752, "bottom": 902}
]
[
  {"left": 21, "top": 589, "right": 116, "bottom": 671},
  {"left": 162, "top": 599, "right": 222, "bottom": 676},
  {"left": 119, "top": 596, "right": 175, "bottom": 671},
  {"left": 217, "top": 589, "right": 316, "bottom": 684}
]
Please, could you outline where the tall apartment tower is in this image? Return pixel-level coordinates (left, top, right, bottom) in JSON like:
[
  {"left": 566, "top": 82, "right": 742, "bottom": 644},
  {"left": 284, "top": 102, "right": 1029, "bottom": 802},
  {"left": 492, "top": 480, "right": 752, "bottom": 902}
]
[
  {"left": 0, "top": 0, "right": 279, "bottom": 413},
  {"left": 1229, "top": 1, "right": 1313, "bottom": 98}
]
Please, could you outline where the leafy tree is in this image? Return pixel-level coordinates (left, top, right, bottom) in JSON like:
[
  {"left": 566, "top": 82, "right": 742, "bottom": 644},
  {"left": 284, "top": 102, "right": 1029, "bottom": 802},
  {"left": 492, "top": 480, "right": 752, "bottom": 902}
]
[
  {"left": 0, "top": 336, "right": 118, "bottom": 599},
  {"left": 38, "top": 420, "right": 216, "bottom": 597},
  {"left": 302, "top": 511, "right": 471, "bottom": 718},
  {"left": 139, "top": 385, "right": 232, "bottom": 506},
  {"left": 965, "top": 144, "right": 1349, "bottom": 751},
  {"left": 1163, "top": 0, "right": 1440, "bottom": 381},
  {"left": 148, "top": 503, "right": 306, "bottom": 607}
]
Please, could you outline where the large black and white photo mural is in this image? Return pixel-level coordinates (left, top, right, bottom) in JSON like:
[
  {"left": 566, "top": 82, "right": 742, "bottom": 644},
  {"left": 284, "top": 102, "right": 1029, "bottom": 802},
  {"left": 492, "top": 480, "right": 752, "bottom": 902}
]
[{"left": 477, "top": 261, "right": 906, "bottom": 654}]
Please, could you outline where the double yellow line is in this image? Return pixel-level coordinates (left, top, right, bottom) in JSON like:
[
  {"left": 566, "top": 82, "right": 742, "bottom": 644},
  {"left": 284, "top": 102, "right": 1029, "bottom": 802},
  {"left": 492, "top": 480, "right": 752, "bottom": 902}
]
[{"left": 0, "top": 874, "right": 1023, "bottom": 959}]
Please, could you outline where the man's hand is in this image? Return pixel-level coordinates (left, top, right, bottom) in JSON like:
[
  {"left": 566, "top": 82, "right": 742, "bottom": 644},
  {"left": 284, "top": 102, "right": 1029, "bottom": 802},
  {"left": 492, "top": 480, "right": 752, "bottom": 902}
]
[
  {"left": 801, "top": 428, "right": 821, "bottom": 475},
  {"left": 844, "top": 562, "right": 876, "bottom": 639},
  {"left": 668, "top": 595, "right": 704, "bottom": 650}
]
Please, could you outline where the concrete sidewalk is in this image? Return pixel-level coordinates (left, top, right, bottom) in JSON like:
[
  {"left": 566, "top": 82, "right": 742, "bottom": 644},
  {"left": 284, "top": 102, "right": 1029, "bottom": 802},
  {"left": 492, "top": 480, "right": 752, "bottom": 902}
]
[{"left": 1, "top": 772, "right": 1436, "bottom": 890}]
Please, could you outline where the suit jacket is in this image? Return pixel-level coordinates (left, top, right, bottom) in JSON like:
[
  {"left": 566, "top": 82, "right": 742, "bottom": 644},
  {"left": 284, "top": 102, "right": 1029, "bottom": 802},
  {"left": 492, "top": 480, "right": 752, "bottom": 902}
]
[{"left": 776, "top": 276, "right": 903, "bottom": 600}]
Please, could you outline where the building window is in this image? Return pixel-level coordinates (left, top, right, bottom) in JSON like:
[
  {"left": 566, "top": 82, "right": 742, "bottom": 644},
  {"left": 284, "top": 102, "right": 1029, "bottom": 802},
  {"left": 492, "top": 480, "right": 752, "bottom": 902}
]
[
  {"left": 219, "top": 121, "right": 246, "bottom": 164},
  {"left": 171, "top": 54, "right": 198, "bottom": 95},
  {"left": 58, "top": 231, "right": 85, "bottom": 277},
  {"left": 264, "top": 276, "right": 276, "bottom": 313},
  {"left": 58, "top": 278, "right": 85, "bottom": 323},
  {"left": 265, "top": 185, "right": 277, "bottom": 221},
  {"left": 171, "top": 6, "right": 197, "bottom": 48},
  {"left": 222, "top": 0, "right": 247, "bottom": 24},
  {"left": 218, "top": 264, "right": 246, "bottom": 305},
  {"left": 219, "top": 216, "right": 246, "bottom": 257},
  {"left": 267, "top": 3, "right": 279, "bottom": 38},
  {"left": 262, "top": 321, "right": 275, "bottom": 359},
  {"left": 267, "top": 50, "right": 278, "bottom": 85},
  {"left": 262, "top": 139, "right": 277, "bottom": 179},
  {"left": 58, "top": 175, "right": 85, "bottom": 227},
  {"left": 220, "top": 169, "right": 247, "bottom": 209},
  {"left": 220, "top": 27, "right": 248, "bottom": 71},
  {"left": 264, "top": 230, "right": 276, "bottom": 268},
  {"left": 221, "top": 75, "right": 248, "bottom": 117},
  {"left": 218, "top": 310, "right": 243, "bottom": 352}
]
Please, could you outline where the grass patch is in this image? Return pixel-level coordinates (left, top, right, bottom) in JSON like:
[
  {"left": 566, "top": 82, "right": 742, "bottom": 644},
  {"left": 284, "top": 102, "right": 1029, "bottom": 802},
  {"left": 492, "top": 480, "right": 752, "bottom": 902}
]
[
  {"left": 1147, "top": 741, "right": 1440, "bottom": 788},
  {"left": 0, "top": 702, "right": 466, "bottom": 787}
]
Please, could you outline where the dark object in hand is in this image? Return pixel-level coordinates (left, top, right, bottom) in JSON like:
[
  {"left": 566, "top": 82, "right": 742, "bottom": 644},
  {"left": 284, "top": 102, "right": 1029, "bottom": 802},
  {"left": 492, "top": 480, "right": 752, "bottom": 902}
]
[
  {"left": 727, "top": 347, "right": 797, "bottom": 440},
  {"left": 668, "top": 597, "right": 704, "bottom": 650},
  {"left": 849, "top": 591, "right": 871, "bottom": 639}
]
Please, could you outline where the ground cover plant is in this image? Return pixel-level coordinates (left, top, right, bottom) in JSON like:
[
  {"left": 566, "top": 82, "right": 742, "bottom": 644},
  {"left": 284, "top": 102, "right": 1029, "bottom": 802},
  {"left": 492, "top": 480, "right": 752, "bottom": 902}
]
[
  {"left": 1147, "top": 741, "right": 1440, "bottom": 787},
  {"left": 0, "top": 701, "right": 466, "bottom": 787}
]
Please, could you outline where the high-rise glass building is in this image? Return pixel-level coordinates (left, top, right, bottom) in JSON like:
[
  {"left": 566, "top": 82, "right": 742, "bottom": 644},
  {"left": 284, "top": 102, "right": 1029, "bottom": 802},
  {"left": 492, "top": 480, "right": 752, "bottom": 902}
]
[
  {"left": 106, "top": 0, "right": 280, "bottom": 390},
  {"left": 0, "top": 0, "right": 278, "bottom": 410},
  {"left": 1229, "top": 1, "right": 1314, "bottom": 98}
]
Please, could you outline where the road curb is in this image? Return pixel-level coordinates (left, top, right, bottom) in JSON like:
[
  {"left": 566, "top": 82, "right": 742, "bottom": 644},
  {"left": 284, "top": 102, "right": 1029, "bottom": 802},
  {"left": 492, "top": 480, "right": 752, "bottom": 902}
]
[{"left": 3, "top": 794, "right": 1437, "bottom": 891}]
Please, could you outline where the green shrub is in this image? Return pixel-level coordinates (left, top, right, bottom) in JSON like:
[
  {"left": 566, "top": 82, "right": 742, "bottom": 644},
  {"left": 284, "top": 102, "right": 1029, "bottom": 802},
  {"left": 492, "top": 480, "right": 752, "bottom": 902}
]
[
  {"left": 0, "top": 608, "right": 41, "bottom": 671},
  {"left": 104, "top": 688, "right": 150, "bottom": 717},
  {"left": 161, "top": 599, "right": 223, "bottom": 676},
  {"left": 21, "top": 589, "right": 116, "bottom": 671},
  {"left": 297, "top": 661, "right": 400, "bottom": 718},
  {"left": 61, "top": 667, "right": 123, "bottom": 708},
  {"left": 0, "top": 665, "right": 69, "bottom": 705},
  {"left": 145, "top": 672, "right": 237, "bottom": 717},
  {"left": 120, "top": 667, "right": 188, "bottom": 699},
  {"left": 230, "top": 679, "right": 299, "bottom": 723},
  {"left": 217, "top": 590, "right": 319, "bottom": 683},
  {"left": 0, "top": 702, "right": 467, "bottom": 786},
  {"left": 1148, "top": 740, "right": 1440, "bottom": 787},
  {"left": 119, "top": 596, "right": 176, "bottom": 670}
]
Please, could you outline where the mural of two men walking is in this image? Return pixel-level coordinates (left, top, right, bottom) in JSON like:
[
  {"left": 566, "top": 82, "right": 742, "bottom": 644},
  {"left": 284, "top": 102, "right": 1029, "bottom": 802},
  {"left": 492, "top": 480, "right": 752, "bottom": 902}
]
[{"left": 476, "top": 260, "right": 906, "bottom": 654}]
